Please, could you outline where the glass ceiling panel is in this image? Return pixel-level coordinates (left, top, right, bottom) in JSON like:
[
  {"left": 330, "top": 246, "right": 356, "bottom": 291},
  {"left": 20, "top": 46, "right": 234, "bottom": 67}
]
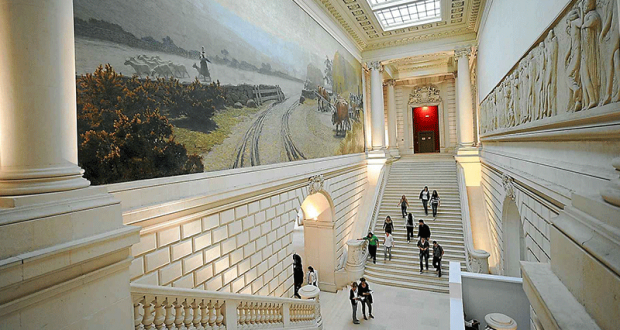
[{"left": 366, "top": 0, "right": 442, "bottom": 31}]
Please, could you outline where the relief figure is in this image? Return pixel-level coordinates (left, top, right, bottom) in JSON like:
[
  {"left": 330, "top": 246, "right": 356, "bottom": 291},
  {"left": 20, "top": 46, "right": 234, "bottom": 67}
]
[
  {"left": 565, "top": 5, "right": 583, "bottom": 112},
  {"left": 600, "top": 0, "right": 620, "bottom": 105},
  {"left": 528, "top": 52, "right": 537, "bottom": 122},
  {"left": 519, "top": 59, "right": 530, "bottom": 124},
  {"left": 580, "top": 0, "right": 602, "bottom": 109},
  {"left": 544, "top": 30, "right": 559, "bottom": 117},
  {"left": 535, "top": 43, "right": 546, "bottom": 120}
]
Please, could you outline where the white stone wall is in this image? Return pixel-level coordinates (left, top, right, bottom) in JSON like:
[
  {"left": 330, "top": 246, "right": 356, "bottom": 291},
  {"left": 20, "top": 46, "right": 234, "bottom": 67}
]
[
  {"left": 480, "top": 163, "right": 558, "bottom": 272},
  {"left": 113, "top": 156, "right": 368, "bottom": 297},
  {"left": 394, "top": 76, "right": 457, "bottom": 153}
]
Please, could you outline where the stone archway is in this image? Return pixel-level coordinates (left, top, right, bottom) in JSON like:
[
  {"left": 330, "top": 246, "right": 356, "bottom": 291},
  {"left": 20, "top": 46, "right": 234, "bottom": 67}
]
[
  {"left": 501, "top": 197, "right": 526, "bottom": 277},
  {"left": 300, "top": 191, "right": 337, "bottom": 292}
]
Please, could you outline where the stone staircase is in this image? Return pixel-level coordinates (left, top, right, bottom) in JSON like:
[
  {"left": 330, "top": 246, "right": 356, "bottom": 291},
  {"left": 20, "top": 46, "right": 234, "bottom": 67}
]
[{"left": 363, "top": 155, "right": 467, "bottom": 294}]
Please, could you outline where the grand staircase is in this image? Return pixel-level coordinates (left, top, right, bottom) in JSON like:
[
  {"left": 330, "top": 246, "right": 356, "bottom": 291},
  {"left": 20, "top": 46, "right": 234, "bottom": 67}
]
[{"left": 363, "top": 155, "right": 467, "bottom": 294}]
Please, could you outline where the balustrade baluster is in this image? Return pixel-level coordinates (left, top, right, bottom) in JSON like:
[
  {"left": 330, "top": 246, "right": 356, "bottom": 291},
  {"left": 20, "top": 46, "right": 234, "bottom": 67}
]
[
  {"left": 191, "top": 300, "right": 203, "bottom": 330},
  {"left": 276, "top": 304, "right": 283, "bottom": 324},
  {"left": 142, "top": 298, "right": 156, "bottom": 329},
  {"left": 249, "top": 302, "right": 257, "bottom": 326},
  {"left": 290, "top": 304, "right": 296, "bottom": 323},
  {"left": 208, "top": 301, "right": 217, "bottom": 329},
  {"left": 237, "top": 302, "right": 245, "bottom": 328},
  {"left": 153, "top": 298, "right": 166, "bottom": 330},
  {"left": 183, "top": 300, "right": 194, "bottom": 330},
  {"left": 174, "top": 300, "right": 186, "bottom": 330},
  {"left": 163, "top": 299, "right": 175, "bottom": 330},
  {"left": 134, "top": 303, "right": 143, "bottom": 330},
  {"left": 200, "top": 300, "right": 210, "bottom": 330},
  {"left": 215, "top": 301, "right": 224, "bottom": 329}
]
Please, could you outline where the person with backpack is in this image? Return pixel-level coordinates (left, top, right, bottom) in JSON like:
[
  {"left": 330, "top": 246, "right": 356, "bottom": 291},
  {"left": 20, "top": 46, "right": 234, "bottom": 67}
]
[
  {"left": 419, "top": 186, "right": 430, "bottom": 215},
  {"left": 359, "top": 232, "right": 379, "bottom": 264},
  {"left": 398, "top": 195, "right": 409, "bottom": 218},
  {"left": 430, "top": 190, "right": 441, "bottom": 218},
  {"left": 383, "top": 216, "right": 394, "bottom": 234},
  {"left": 405, "top": 213, "right": 415, "bottom": 243}
]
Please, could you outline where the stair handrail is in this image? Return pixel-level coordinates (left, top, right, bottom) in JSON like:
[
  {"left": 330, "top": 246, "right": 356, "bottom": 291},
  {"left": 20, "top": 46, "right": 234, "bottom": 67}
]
[
  {"left": 456, "top": 162, "right": 490, "bottom": 274},
  {"left": 131, "top": 283, "right": 322, "bottom": 329},
  {"left": 360, "top": 162, "right": 392, "bottom": 261}
]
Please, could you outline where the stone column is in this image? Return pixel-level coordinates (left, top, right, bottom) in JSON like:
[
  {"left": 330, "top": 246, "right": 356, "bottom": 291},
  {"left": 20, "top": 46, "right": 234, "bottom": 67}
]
[
  {"left": 386, "top": 80, "right": 399, "bottom": 157},
  {"left": 0, "top": 0, "right": 90, "bottom": 196},
  {"left": 368, "top": 61, "right": 386, "bottom": 152},
  {"left": 455, "top": 46, "right": 475, "bottom": 149}
]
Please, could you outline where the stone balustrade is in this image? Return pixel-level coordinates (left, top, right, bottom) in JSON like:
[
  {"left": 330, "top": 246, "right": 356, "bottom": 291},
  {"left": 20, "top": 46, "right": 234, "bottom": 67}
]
[
  {"left": 456, "top": 164, "right": 491, "bottom": 274},
  {"left": 131, "top": 283, "right": 322, "bottom": 330}
]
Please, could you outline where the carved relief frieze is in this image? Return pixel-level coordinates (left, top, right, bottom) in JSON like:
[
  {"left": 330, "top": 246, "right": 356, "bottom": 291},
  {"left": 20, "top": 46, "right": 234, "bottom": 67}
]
[
  {"left": 408, "top": 84, "right": 442, "bottom": 105},
  {"left": 479, "top": 0, "right": 620, "bottom": 136},
  {"left": 308, "top": 174, "right": 325, "bottom": 195}
]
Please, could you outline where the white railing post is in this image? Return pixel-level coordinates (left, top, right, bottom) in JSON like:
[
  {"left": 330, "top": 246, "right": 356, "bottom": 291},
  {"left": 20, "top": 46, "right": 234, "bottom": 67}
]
[{"left": 456, "top": 163, "right": 491, "bottom": 273}]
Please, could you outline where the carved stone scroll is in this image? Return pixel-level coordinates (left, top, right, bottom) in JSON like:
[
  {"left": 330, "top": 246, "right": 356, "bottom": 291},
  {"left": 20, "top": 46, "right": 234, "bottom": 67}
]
[
  {"left": 408, "top": 84, "right": 442, "bottom": 105},
  {"left": 308, "top": 175, "right": 324, "bottom": 195}
]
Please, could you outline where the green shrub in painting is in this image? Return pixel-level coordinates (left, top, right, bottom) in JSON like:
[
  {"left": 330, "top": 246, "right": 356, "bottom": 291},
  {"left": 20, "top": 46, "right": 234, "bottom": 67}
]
[{"left": 76, "top": 64, "right": 220, "bottom": 184}]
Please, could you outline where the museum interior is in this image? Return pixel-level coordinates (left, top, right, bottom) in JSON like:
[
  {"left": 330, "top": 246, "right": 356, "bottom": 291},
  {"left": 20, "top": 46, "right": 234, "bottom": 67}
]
[{"left": 0, "top": 0, "right": 619, "bottom": 329}]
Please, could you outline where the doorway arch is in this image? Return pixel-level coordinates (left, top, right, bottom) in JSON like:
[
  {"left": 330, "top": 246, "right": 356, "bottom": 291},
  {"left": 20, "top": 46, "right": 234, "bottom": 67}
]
[
  {"left": 299, "top": 191, "right": 338, "bottom": 291},
  {"left": 501, "top": 197, "right": 526, "bottom": 277}
]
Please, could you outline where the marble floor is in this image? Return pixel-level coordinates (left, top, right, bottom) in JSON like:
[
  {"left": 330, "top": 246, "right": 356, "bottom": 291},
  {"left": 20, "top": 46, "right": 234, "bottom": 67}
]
[{"left": 319, "top": 283, "right": 450, "bottom": 330}]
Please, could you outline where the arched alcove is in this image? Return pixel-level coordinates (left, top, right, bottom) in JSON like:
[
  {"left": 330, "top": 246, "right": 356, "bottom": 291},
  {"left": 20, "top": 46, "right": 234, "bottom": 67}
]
[
  {"left": 300, "top": 191, "right": 338, "bottom": 291},
  {"left": 501, "top": 197, "right": 526, "bottom": 277}
]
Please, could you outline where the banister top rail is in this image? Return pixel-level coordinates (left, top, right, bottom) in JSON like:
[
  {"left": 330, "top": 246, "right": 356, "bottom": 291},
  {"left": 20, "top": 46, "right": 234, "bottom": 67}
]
[
  {"left": 455, "top": 163, "right": 490, "bottom": 274},
  {"left": 130, "top": 283, "right": 315, "bottom": 304}
]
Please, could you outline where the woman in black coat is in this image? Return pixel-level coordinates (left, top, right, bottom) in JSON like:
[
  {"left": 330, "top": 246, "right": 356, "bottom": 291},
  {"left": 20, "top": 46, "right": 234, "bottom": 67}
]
[
  {"left": 357, "top": 278, "right": 374, "bottom": 319},
  {"left": 383, "top": 216, "right": 394, "bottom": 234}
]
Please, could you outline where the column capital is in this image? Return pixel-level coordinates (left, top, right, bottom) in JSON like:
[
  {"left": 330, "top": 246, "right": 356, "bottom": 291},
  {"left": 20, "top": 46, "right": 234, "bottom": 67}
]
[
  {"left": 384, "top": 79, "right": 396, "bottom": 87},
  {"left": 454, "top": 46, "right": 472, "bottom": 59},
  {"left": 366, "top": 61, "right": 383, "bottom": 72}
]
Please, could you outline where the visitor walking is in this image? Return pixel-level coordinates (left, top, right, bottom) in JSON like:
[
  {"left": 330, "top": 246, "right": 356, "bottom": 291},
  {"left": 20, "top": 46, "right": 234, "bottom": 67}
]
[
  {"left": 417, "top": 219, "right": 431, "bottom": 241},
  {"left": 405, "top": 213, "right": 415, "bottom": 243},
  {"left": 430, "top": 190, "right": 441, "bottom": 218},
  {"left": 419, "top": 186, "right": 430, "bottom": 215},
  {"left": 307, "top": 266, "right": 318, "bottom": 286},
  {"left": 432, "top": 241, "right": 444, "bottom": 277},
  {"left": 384, "top": 232, "right": 394, "bottom": 261},
  {"left": 360, "top": 232, "right": 379, "bottom": 264},
  {"left": 293, "top": 253, "right": 303, "bottom": 298},
  {"left": 350, "top": 282, "right": 361, "bottom": 324},
  {"left": 398, "top": 195, "right": 410, "bottom": 218},
  {"left": 417, "top": 237, "right": 430, "bottom": 274},
  {"left": 357, "top": 278, "right": 374, "bottom": 320},
  {"left": 383, "top": 216, "right": 394, "bottom": 234}
]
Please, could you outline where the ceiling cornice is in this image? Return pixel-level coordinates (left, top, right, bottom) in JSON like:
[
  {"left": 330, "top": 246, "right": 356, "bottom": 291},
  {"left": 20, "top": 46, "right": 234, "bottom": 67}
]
[{"left": 313, "top": 0, "right": 484, "bottom": 53}]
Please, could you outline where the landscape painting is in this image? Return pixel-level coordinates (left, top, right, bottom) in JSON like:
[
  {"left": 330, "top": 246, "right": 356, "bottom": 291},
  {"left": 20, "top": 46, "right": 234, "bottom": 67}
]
[{"left": 73, "top": 0, "right": 364, "bottom": 185}]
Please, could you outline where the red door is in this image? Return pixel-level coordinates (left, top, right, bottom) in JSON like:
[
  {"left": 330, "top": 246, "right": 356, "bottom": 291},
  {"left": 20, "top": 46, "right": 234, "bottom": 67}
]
[{"left": 412, "top": 106, "right": 439, "bottom": 153}]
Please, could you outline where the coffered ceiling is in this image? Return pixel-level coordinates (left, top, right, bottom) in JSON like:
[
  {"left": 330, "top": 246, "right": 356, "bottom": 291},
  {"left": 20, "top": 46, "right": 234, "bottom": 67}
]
[{"left": 313, "top": 0, "right": 485, "bottom": 51}]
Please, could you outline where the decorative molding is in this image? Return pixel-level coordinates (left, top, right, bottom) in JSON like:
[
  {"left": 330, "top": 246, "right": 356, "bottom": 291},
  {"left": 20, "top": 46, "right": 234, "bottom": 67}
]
[
  {"left": 308, "top": 174, "right": 325, "bottom": 195},
  {"left": 384, "top": 79, "right": 396, "bottom": 87},
  {"left": 408, "top": 84, "right": 442, "bottom": 105},
  {"left": 601, "top": 156, "right": 620, "bottom": 207},
  {"left": 366, "top": 61, "right": 383, "bottom": 71},
  {"left": 501, "top": 174, "right": 516, "bottom": 201},
  {"left": 454, "top": 45, "right": 472, "bottom": 59},
  {"left": 313, "top": 0, "right": 483, "bottom": 51}
]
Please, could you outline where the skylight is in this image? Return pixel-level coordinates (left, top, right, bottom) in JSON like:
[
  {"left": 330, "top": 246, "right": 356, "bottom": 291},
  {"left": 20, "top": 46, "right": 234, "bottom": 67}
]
[{"left": 366, "top": 0, "right": 442, "bottom": 31}]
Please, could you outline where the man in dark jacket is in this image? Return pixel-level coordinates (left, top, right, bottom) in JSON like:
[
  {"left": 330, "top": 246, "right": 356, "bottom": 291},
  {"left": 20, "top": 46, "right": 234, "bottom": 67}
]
[
  {"left": 417, "top": 220, "right": 431, "bottom": 241},
  {"left": 417, "top": 237, "right": 430, "bottom": 273},
  {"left": 293, "top": 253, "right": 303, "bottom": 298},
  {"left": 432, "top": 241, "right": 445, "bottom": 277}
]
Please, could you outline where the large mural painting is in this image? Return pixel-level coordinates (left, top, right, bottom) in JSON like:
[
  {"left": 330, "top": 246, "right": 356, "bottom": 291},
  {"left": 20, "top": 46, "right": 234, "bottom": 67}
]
[{"left": 73, "top": 0, "right": 364, "bottom": 185}]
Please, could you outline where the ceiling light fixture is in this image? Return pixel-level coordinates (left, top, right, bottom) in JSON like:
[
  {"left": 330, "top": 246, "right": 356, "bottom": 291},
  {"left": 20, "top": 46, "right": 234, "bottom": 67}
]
[{"left": 366, "top": 0, "right": 442, "bottom": 31}]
